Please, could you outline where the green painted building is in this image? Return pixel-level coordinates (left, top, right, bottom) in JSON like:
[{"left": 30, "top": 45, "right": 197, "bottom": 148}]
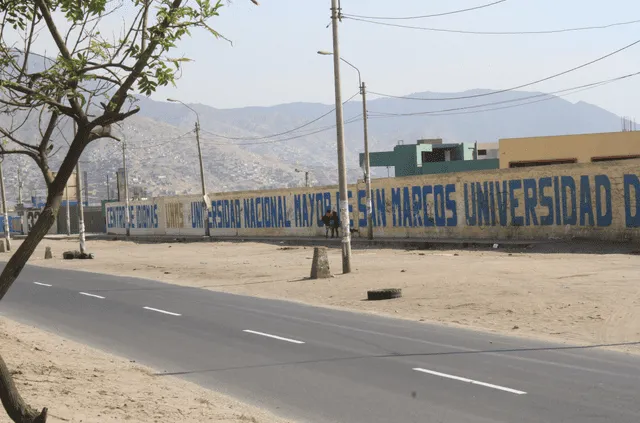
[{"left": 360, "top": 139, "right": 499, "bottom": 177}]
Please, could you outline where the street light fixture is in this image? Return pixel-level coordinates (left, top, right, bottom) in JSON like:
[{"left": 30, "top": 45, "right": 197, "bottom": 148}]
[
  {"left": 317, "top": 51, "right": 362, "bottom": 87},
  {"left": 167, "top": 98, "right": 210, "bottom": 237},
  {"left": 318, "top": 50, "right": 373, "bottom": 241}
]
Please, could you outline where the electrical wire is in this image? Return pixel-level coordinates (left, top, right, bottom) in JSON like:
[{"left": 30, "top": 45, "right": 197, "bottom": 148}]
[
  {"left": 200, "top": 91, "right": 361, "bottom": 141},
  {"left": 126, "top": 130, "right": 194, "bottom": 150},
  {"left": 342, "top": 0, "right": 506, "bottom": 20},
  {"left": 344, "top": 16, "right": 640, "bottom": 35},
  {"left": 368, "top": 72, "right": 640, "bottom": 119},
  {"left": 369, "top": 37, "right": 640, "bottom": 102},
  {"left": 200, "top": 115, "right": 363, "bottom": 146},
  {"left": 367, "top": 71, "right": 640, "bottom": 117}
]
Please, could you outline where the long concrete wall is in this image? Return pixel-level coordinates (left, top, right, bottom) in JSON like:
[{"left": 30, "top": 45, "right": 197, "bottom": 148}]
[{"left": 105, "top": 160, "right": 640, "bottom": 241}]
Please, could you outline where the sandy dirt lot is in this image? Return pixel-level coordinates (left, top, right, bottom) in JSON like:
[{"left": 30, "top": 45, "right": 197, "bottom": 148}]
[
  {"left": 0, "top": 317, "right": 292, "bottom": 423},
  {"left": 10, "top": 237, "right": 640, "bottom": 355}
]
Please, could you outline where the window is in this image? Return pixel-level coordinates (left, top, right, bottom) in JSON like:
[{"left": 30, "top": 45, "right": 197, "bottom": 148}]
[
  {"left": 509, "top": 158, "right": 577, "bottom": 168},
  {"left": 591, "top": 155, "right": 640, "bottom": 162},
  {"left": 421, "top": 150, "right": 446, "bottom": 163},
  {"left": 477, "top": 149, "right": 487, "bottom": 156}
]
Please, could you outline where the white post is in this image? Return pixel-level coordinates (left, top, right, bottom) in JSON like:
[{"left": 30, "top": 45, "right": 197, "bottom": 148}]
[
  {"left": 0, "top": 160, "right": 11, "bottom": 251},
  {"left": 76, "top": 164, "right": 86, "bottom": 254}
]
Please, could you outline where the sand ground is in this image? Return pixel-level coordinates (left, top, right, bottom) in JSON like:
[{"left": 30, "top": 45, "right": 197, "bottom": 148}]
[
  {"left": 0, "top": 317, "right": 292, "bottom": 423},
  {"left": 15, "top": 238, "right": 640, "bottom": 354}
]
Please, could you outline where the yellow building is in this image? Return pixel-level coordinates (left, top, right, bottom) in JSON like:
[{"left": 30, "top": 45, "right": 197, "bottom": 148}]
[{"left": 498, "top": 131, "right": 640, "bottom": 169}]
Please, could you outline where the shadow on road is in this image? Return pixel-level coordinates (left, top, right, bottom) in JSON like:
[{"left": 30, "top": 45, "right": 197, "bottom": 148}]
[{"left": 154, "top": 340, "right": 640, "bottom": 377}]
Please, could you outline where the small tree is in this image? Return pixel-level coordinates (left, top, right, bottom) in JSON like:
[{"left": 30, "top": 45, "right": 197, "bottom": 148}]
[{"left": 0, "top": 1, "right": 258, "bottom": 421}]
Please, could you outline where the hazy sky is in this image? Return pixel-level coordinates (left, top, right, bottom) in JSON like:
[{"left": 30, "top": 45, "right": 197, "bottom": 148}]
[{"left": 151, "top": 0, "right": 640, "bottom": 120}]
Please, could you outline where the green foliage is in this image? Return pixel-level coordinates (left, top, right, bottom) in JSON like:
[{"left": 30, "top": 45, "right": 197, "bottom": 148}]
[
  {"left": 1, "top": 0, "right": 232, "bottom": 113},
  {"left": 0, "top": 0, "right": 36, "bottom": 30},
  {"left": 55, "top": 0, "right": 108, "bottom": 22}
]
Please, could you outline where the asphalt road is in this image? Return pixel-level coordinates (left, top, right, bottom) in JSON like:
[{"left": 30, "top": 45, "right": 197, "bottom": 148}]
[{"left": 2, "top": 264, "right": 640, "bottom": 423}]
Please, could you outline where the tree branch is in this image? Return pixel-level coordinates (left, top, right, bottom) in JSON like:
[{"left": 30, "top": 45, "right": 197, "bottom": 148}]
[
  {"left": 16, "top": 4, "right": 38, "bottom": 84},
  {"left": 38, "top": 111, "right": 59, "bottom": 153},
  {"left": 109, "top": 0, "right": 184, "bottom": 112},
  {"left": 0, "top": 128, "right": 39, "bottom": 152},
  {"left": 0, "top": 80, "right": 75, "bottom": 115},
  {"left": 0, "top": 147, "right": 39, "bottom": 162},
  {"left": 91, "top": 106, "right": 140, "bottom": 134},
  {"left": 34, "top": 0, "right": 85, "bottom": 121}
]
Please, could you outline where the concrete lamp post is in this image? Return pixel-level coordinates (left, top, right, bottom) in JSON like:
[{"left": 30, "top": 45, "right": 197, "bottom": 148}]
[
  {"left": 318, "top": 6, "right": 353, "bottom": 274},
  {"left": 318, "top": 50, "right": 374, "bottom": 241},
  {"left": 167, "top": 98, "right": 210, "bottom": 237}
]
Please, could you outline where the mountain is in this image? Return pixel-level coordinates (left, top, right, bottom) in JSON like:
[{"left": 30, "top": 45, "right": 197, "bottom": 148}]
[{"left": 0, "top": 88, "right": 626, "bottom": 207}]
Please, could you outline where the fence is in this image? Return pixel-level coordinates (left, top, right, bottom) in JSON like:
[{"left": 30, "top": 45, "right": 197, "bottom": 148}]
[{"left": 101, "top": 159, "right": 640, "bottom": 242}]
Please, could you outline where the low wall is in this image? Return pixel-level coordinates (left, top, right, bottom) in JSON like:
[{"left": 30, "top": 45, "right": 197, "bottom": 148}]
[
  {"left": 105, "top": 160, "right": 640, "bottom": 242},
  {"left": 0, "top": 215, "right": 23, "bottom": 235}
]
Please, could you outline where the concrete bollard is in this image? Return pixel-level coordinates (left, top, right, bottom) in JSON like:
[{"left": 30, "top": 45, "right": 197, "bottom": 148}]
[
  {"left": 0, "top": 239, "right": 6, "bottom": 253},
  {"left": 44, "top": 247, "right": 53, "bottom": 260},
  {"left": 310, "top": 247, "right": 331, "bottom": 279}
]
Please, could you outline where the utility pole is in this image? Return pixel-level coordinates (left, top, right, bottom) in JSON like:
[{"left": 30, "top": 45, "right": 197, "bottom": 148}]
[
  {"left": 106, "top": 174, "right": 110, "bottom": 201},
  {"left": 65, "top": 176, "right": 71, "bottom": 235},
  {"left": 361, "top": 82, "right": 373, "bottom": 240},
  {"left": 84, "top": 171, "right": 89, "bottom": 206},
  {"left": 0, "top": 159, "right": 11, "bottom": 251},
  {"left": 73, "top": 120, "right": 86, "bottom": 253},
  {"left": 295, "top": 169, "right": 310, "bottom": 187},
  {"left": 122, "top": 140, "right": 131, "bottom": 237},
  {"left": 167, "top": 98, "right": 210, "bottom": 237},
  {"left": 195, "top": 120, "right": 210, "bottom": 237},
  {"left": 76, "top": 163, "right": 86, "bottom": 254},
  {"left": 330, "top": 0, "right": 352, "bottom": 273},
  {"left": 17, "top": 169, "right": 24, "bottom": 235},
  {"left": 317, "top": 51, "right": 371, "bottom": 241}
]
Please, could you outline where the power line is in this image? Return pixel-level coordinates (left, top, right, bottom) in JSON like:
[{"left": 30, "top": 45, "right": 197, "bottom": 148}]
[
  {"left": 368, "top": 71, "right": 640, "bottom": 117},
  {"left": 368, "top": 72, "right": 640, "bottom": 119},
  {"left": 126, "top": 130, "right": 194, "bottom": 150},
  {"left": 344, "top": 16, "right": 640, "bottom": 35},
  {"left": 369, "top": 37, "right": 640, "bottom": 102},
  {"left": 369, "top": 90, "right": 578, "bottom": 119},
  {"left": 342, "top": 0, "right": 507, "bottom": 20},
  {"left": 200, "top": 115, "right": 364, "bottom": 146},
  {"left": 200, "top": 92, "right": 361, "bottom": 141}
]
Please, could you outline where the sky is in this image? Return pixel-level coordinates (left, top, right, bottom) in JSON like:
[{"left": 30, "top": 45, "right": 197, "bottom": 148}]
[
  {"left": 6, "top": 0, "right": 640, "bottom": 120},
  {"left": 147, "top": 0, "right": 640, "bottom": 121}
]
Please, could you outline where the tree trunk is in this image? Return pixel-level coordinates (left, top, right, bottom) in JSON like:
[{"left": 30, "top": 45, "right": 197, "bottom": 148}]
[
  {"left": 0, "top": 354, "right": 47, "bottom": 423},
  {"left": 0, "top": 194, "right": 61, "bottom": 301},
  {"left": 0, "top": 193, "right": 62, "bottom": 423}
]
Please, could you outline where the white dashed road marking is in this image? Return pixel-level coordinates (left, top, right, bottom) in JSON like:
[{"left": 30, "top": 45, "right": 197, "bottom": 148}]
[
  {"left": 79, "top": 292, "right": 106, "bottom": 299},
  {"left": 143, "top": 306, "right": 181, "bottom": 316},
  {"left": 243, "top": 330, "right": 305, "bottom": 344},
  {"left": 33, "top": 282, "right": 52, "bottom": 287},
  {"left": 413, "top": 368, "right": 527, "bottom": 395}
]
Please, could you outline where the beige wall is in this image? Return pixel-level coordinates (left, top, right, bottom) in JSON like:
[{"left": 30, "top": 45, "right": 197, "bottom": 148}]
[
  {"left": 106, "top": 159, "right": 640, "bottom": 242},
  {"left": 499, "top": 131, "right": 640, "bottom": 169}
]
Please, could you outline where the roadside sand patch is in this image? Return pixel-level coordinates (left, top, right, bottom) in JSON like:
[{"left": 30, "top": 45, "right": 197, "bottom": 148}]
[{"left": 0, "top": 317, "right": 293, "bottom": 423}]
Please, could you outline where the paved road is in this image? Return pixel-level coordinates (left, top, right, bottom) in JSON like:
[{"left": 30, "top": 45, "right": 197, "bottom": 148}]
[{"left": 2, "top": 265, "right": 640, "bottom": 423}]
